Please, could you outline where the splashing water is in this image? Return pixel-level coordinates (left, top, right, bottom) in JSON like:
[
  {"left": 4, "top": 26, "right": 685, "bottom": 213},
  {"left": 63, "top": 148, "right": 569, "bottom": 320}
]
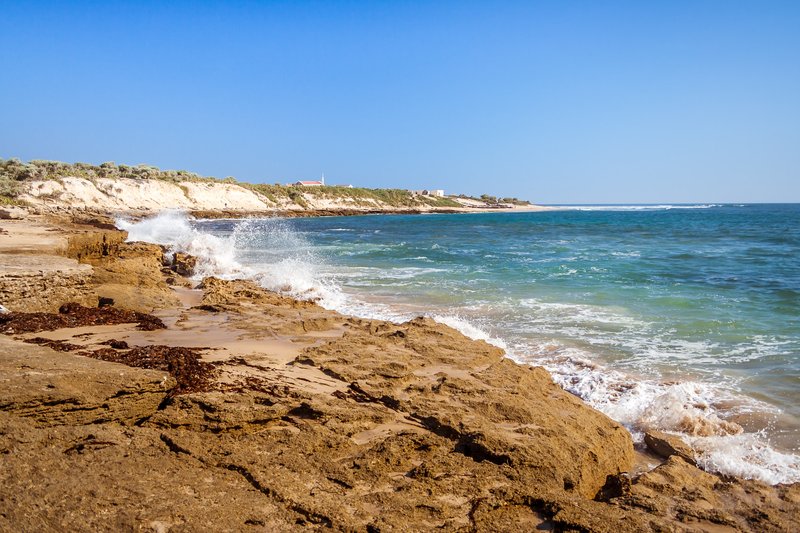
[
  {"left": 117, "top": 212, "right": 342, "bottom": 304},
  {"left": 117, "top": 207, "right": 800, "bottom": 485},
  {"left": 117, "top": 211, "right": 241, "bottom": 278}
]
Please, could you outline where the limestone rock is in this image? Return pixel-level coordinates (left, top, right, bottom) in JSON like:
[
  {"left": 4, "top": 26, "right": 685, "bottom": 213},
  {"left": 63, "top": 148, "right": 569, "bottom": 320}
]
[
  {"left": 0, "top": 414, "right": 305, "bottom": 532},
  {"left": 199, "top": 275, "right": 320, "bottom": 309},
  {"left": 299, "top": 315, "right": 636, "bottom": 499},
  {"left": 619, "top": 455, "right": 800, "bottom": 532},
  {"left": 171, "top": 252, "right": 197, "bottom": 277},
  {"left": 0, "top": 336, "right": 173, "bottom": 426},
  {"left": 63, "top": 229, "right": 126, "bottom": 261},
  {"left": 85, "top": 241, "right": 181, "bottom": 311},
  {"left": 644, "top": 430, "right": 696, "bottom": 465},
  {"left": 0, "top": 254, "right": 95, "bottom": 312},
  {"left": 0, "top": 207, "right": 28, "bottom": 220}
]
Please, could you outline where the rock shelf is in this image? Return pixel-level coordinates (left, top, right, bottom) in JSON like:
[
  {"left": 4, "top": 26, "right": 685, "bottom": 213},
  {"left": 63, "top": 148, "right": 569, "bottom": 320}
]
[{"left": 0, "top": 213, "right": 797, "bottom": 532}]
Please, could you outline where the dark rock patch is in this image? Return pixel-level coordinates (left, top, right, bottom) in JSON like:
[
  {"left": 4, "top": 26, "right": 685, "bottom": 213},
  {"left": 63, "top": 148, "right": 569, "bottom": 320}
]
[
  {"left": 101, "top": 339, "right": 130, "bottom": 349},
  {"left": 23, "top": 337, "right": 82, "bottom": 352},
  {"left": 85, "top": 344, "right": 216, "bottom": 395},
  {"left": 171, "top": 252, "right": 197, "bottom": 277},
  {"left": 0, "top": 302, "right": 166, "bottom": 334}
]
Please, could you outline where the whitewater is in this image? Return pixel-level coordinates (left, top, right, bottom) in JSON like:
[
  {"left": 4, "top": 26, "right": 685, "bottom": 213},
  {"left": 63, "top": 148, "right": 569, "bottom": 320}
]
[{"left": 118, "top": 205, "right": 800, "bottom": 485}]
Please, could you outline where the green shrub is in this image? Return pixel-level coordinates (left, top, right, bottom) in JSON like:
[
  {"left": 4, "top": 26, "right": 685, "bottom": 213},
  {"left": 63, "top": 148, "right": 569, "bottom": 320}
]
[
  {"left": 1, "top": 158, "right": 513, "bottom": 209},
  {"left": 0, "top": 158, "right": 216, "bottom": 185},
  {"left": 0, "top": 176, "right": 21, "bottom": 202},
  {"left": 500, "top": 197, "right": 531, "bottom": 206}
]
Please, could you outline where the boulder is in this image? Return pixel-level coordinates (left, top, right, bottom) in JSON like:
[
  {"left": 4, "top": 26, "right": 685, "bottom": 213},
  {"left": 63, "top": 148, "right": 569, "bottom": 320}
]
[
  {"left": 644, "top": 430, "right": 696, "bottom": 465},
  {"left": 172, "top": 252, "right": 197, "bottom": 277},
  {"left": 0, "top": 207, "right": 28, "bottom": 220}
]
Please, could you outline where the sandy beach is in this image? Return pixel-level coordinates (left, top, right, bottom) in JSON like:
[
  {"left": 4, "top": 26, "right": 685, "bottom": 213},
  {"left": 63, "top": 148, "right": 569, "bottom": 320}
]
[{"left": 0, "top": 209, "right": 797, "bottom": 531}]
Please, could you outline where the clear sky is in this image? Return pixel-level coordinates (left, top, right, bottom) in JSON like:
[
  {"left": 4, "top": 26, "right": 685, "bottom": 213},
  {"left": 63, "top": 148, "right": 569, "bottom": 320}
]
[{"left": 1, "top": 1, "right": 799, "bottom": 203}]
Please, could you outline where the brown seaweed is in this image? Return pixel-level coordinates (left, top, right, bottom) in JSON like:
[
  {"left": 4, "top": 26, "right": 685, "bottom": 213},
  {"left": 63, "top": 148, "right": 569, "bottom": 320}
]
[{"left": 0, "top": 302, "right": 166, "bottom": 334}]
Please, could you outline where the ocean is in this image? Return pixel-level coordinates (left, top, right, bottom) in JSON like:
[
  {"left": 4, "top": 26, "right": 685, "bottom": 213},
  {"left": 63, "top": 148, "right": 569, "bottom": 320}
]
[{"left": 119, "top": 204, "right": 800, "bottom": 485}]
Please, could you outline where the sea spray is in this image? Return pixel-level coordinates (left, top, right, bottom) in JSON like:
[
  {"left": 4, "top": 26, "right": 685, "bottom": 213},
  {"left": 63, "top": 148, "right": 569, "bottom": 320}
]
[
  {"left": 117, "top": 211, "right": 243, "bottom": 279},
  {"left": 117, "top": 208, "right": 800, "bottom": 485},
  {"left": 118, "top": 212, "right": 343, "bottom": 304},
  {"left": 229, "top": 217, "right": 343, "bottom": 303}
]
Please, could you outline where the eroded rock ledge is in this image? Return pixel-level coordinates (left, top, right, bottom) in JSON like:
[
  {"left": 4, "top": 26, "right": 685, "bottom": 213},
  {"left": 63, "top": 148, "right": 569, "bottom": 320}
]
[{"left": 0, "top": 216, "right": 798, "bottom": 532}]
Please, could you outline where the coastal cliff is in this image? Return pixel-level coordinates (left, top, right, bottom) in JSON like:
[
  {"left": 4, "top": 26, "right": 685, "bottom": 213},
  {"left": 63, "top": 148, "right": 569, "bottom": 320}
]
[
  {"left": 0, "top": 214, "right": 798, "bottom": 531},
  {"left": 1, "top": 159, "right": 543, "bottom": 216}
]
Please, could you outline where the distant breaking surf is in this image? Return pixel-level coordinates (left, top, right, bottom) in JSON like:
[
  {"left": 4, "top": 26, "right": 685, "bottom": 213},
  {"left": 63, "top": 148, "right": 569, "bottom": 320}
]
[{"left": 549, "top": 204, "right": 721, "bottom": 211}]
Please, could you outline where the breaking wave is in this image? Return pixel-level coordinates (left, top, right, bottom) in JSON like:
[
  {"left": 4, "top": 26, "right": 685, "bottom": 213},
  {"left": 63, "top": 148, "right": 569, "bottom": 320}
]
[
  {"left": 117, "top": 211, "right": 342, "bottom": 304},
  {"left": 552, "top": 204, "right": 722, "bottom": 211},
  {"left": 117, "top": 210, "right": 800, "bottom": 485}
]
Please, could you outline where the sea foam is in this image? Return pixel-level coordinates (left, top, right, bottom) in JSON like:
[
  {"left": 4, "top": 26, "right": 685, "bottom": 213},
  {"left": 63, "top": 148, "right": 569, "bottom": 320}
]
[
  {"left": 553, "top": 204, "right": 721, "bottom": 211},
  {"left": 117, "top": 212, "right": 342, "bottom": 305},
  {"left": 117, "top": 211, "right": 800, "bottom": 485},
  {"left": 117, "top": 211, "right": 242, "bottom": 279}
]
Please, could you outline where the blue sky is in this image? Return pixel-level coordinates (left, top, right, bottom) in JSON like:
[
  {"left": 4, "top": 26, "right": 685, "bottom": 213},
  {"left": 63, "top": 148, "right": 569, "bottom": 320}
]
[{"left": 1, "top": 1, "right": 798, "bottom": 203}]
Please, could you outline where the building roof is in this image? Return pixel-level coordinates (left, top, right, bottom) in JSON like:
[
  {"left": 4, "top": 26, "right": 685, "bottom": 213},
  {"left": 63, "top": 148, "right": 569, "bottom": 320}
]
[{"left": 296, "top": 180, "right": 324, "bottom": 185}]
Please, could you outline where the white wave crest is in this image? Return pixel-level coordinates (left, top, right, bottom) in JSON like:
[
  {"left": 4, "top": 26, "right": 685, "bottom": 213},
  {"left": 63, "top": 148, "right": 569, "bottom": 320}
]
[
  {"left": 509, "top": 341, "right": 798, "bottom": 484},
  {"left": 117, "top": 211, "right": 242, "bottom": 278},
  {"left": 431, "top": 314, "right": 508, "bottom": 351},
  {"left": 116, "top": 210, "right": 799, "bottom": 485},
  {"left": 690, "top": 432, "right": 800, "bottom": 485},
  {"left": 553, "top": 204, "right": 720, "bottom": 211},
  {"left": 116, "top": 212, "right": 342, "bottom": 305}
]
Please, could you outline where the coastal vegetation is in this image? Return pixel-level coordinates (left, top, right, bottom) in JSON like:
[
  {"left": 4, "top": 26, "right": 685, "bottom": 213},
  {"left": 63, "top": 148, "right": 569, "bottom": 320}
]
[
  {"left": 245, "top": 183, "right": 462, "bottom": 208},
  {"left": 0, "top": 158, "right": 463, "bottom": 209},
  {"left": 0, "top": 158, "right": 215, "bottom": 186},
  {"left": 0, "top": 158, "right": 214, "bottom": 205},
  {"left": 455, "top": 193, "right": 532, "bottom": 206}
]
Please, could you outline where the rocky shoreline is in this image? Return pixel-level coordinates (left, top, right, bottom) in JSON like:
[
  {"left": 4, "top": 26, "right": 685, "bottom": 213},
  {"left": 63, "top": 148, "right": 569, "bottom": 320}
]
[
  {"left": 4, "top": 204, "right": 543, "bottom": 224},
  {"left": 1, "top": 212, "right": 798, "bottom": 532},
  {"left": 187, "top": 207, "right": 467, "bottom": 219}
]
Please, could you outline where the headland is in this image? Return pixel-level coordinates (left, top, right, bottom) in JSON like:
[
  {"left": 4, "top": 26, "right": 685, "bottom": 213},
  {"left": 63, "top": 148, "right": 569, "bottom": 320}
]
[{"left": 0, "top": 159, "right": 551, "bottom": 218}]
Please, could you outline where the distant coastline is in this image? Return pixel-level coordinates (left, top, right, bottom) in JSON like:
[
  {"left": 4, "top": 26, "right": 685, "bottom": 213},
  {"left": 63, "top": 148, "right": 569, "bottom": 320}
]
[{"left": 1, "top": 158, "right": 549, "bottom": 216}]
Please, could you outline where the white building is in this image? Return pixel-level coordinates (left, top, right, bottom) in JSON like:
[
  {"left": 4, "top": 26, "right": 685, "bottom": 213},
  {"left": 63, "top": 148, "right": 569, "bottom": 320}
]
[
  {"left": 409, "top": 189, "right": 445, "bottom": 197},
  {"left": 294, "top": 174, "right": 326, "bottom": 187}
]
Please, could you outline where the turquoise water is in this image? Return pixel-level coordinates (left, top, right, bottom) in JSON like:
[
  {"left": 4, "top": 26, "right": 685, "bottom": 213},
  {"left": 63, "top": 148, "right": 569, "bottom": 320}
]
[{"left": 122, "top": 204, "right": 800, "bottom": 483}]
